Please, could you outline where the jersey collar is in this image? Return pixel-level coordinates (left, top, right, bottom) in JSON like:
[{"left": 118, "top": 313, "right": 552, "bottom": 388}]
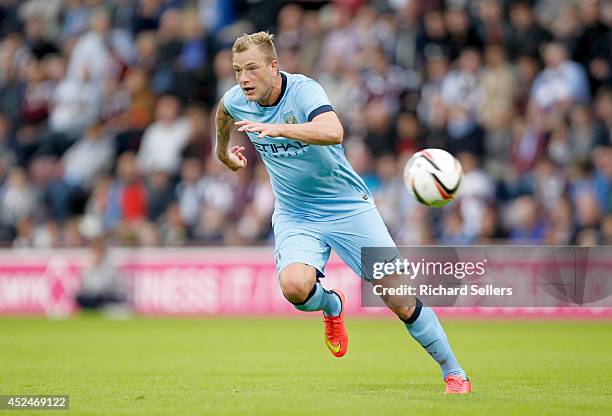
[{"left": 258, "top": 72, "right": 287, "bottom": 108}]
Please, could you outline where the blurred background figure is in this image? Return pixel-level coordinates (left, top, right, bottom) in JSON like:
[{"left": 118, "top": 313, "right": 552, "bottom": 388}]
[
  {"left": 74, "top": 216, "right": 128, "bottom": 313},
  {"left": 136, "top": 94, "right": 191, "bottom": 175}
]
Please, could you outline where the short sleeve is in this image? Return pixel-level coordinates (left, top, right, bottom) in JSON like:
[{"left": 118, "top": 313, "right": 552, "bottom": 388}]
[
  {"left": 222, "top": 85, "right": 240, "bottom": 119},
  {"left": 295, "top": 79, "right": 335, "bottom": 122}
]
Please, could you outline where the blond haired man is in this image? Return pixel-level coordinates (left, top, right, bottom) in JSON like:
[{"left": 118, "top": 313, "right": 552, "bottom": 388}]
[{"left": 215, "top": 32, "right": 471, "bottom": 394}]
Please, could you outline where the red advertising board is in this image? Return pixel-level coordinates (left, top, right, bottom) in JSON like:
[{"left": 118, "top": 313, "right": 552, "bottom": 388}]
[{"left": 0, "top": 248, "right": 610, "bottom": 318}]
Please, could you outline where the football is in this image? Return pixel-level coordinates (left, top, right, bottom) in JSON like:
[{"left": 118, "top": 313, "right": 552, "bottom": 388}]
[{"left": 404, "top": 148, "right": 463, "bottom": 207}]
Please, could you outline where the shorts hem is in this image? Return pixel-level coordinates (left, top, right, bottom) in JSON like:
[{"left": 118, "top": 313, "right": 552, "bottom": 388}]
[
  {"left": 274, "top": 205, "right": 377, "bottom": 223},
  {"left": 277, "top": 259, "right": 326, "bottom": 278}
]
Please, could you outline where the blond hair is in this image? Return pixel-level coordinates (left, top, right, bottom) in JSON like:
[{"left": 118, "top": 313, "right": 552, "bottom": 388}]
[{"left": 231, "top": 31, "right": 278, "bottom": 63}]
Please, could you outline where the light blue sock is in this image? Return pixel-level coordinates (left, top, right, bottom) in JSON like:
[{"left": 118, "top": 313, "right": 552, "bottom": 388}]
[
  {"left": 404, "top": 302, "right": 467, "bottom": 380},
  {"left": 293, "top": 283, "right": 341, "bottom": 317}
]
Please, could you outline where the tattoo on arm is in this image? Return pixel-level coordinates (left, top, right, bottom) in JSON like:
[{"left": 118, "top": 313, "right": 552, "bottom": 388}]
[{"left": 215, "top": 98, "right": 235, "bottom": 160}]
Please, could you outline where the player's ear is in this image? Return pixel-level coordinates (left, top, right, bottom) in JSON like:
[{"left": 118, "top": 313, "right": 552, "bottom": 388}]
[{"left": 270, "top": 59, "right": 278, "bottom": 73}]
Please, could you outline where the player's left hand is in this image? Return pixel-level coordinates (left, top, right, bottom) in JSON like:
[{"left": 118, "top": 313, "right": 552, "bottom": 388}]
[{"left": 235, "top": 120, "right": 283, "bottom": 139}]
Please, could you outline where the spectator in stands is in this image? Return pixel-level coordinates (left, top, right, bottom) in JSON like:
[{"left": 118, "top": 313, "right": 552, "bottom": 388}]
[
  {"left": 131, "top": 0, "right": 163, "bottom": 35},
  {"left": 21, "top": 59, "right": 54, "bottom": 126},
  {"left": 574, "top": 190, "right": 604, "bottom": 236},
  {"left": 511, "top": 116, "right": 548, "bottom": 176},
  {"left": 455, "top": 152, "right": 496, "bottom": 240},
  {"left": 74, "top": 231, "right": 128, "bottom": 311},
  {"left": 104, "top": 152, "right": 150, "bottom": 244},
  {"left": 0, "top": 114, "right": 15, "bottom": 173},
  {"left": 507, "top": 195, "right": 547, "bottom": 244},
  {"left": 150, "top": 8, "right": 182, "bottom": 95},
  {"left": 134, "top": 30, "right": 158, "bottom": 72},
  {"left": 372, "top": 154, "right": 404, "bottom": 232},
  {"left": 479, "top": 44, "right": 515, "bottom": 176},
  {"left": 417, "top": 10, "right": 450, "bottom": 61},
  {"left": 479, "top": 44, "right": 514, "bottom": 131},
  {"left": 113, "top": 67, "right": 155, "bottom": 155},
  {"left": 441, "top": 47, "right": 484, "bottom": 155},
  {"left": 145, "top": 171, "right": 174, "bottom": 222},
  {"left": 361, "top": 46, "right": 408, "bottom": 112},
  {"left": 363, "top": 98, "right": 396, "bottom": 157},
  {"left": 0, "top": 167, "right": 39, "bottom": 235},
  {"left": 529, "top": 41, "right": 590, "bottom": 127},
  {"left": 0, "top": 33, "right": 29, "bottom": 122},
  {"left": 48, "top": 67, "right": 103, "bottom": 137},
  {"left": 591, "top": 145, "right": 611, "bottom": 213},
  {"left": 17, "top": 0, "right": 63, "bottom": 40},
  {"left": 568, "top": 105, "right": 607, "bottom": 163},
  {"left": 318, "top": 4, "right": 362, "bottom": 70},
  {"left": 62, "top": 121, "right": 114, "bottom": 189},
  {"left": 23, "top": 14, "right": 59, "bottom": 60},
  {"left": 158, "top": 201, "right": 187, "bottom": 246},
  {"left": 418, "top": 45, "right": 449, "bottom": 131},
  {"left": 136, "top": 95, "right": 191, "bottom": 175},
  {"left": 504, "top": 1, "right": 551, "bottom": 60},
  {"left": 475, "top": 0, "right": 508, "bottom": 45},
  {"left": 66, "top": 7, "right": 133, "bottom": 87},
  {"left": 602, "top": 215, "right": 612, "bottom": 245},
  {"left": 574, "top": 0, "right": 612, "bottom": 94},
  {"left": 122, "top": 67, "right": 155, "bottom": 130},
  {"left": 60, "top": 0, "right": 91, "bottom": 39},
  {"left": 234, "top": 163, "right": 274, "bottom": 244},
  {"left": 546, "top": 197, "right": 573, "bottom": 245},
  {"left": 274, "top": 3, "right": 303, "bottom": 55},
  {"left": 317, "top": 55, "right": 365, "bottom": 128},
  {"left": 548, "top": 121, "right": 573, "bottom": 167},
  {"left": 594, "top": 87, "right": 612, "bottom": 143},
  {"left": 531, "top": 158, "right": 567, "bottom": 212},
  {"left": 296, "top": 11, "right": 325, "bottom": 75},
  {"left": 444, "top": 6, "right": 483, "bottom": 60},
  {"left": 191, "top": 157, "right": 234, "bottom": 243},
  {"left": 176, "top": 157, "right": 204, "bottom": 229},
  {"left": 173, "top": 9, "right": 218, "bottom": 105},
  {"left": 395, "top": 111, "right": 421, "bottom": 156}
]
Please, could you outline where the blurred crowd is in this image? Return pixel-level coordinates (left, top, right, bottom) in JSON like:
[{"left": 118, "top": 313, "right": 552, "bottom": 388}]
[{"left": 0, "top": 0, "right": 610, "bottom": 249}]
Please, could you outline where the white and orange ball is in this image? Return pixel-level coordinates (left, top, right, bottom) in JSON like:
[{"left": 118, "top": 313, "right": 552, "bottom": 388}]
[{"left": 403, "top": 148, "right": 463, "bottom": 207}]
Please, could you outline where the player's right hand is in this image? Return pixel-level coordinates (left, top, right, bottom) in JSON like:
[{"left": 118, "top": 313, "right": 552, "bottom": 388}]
[{"left": 219, "top": 146, "right": 248, "bottom": 171}]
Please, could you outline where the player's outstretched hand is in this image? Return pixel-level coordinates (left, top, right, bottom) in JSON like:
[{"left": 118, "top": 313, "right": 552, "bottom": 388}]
[
  {"left": 235, "top": 120, "right": 282, "bottom": 139},
  {"left": 220, "top": 146, "right": 247, "bottom": 171}
]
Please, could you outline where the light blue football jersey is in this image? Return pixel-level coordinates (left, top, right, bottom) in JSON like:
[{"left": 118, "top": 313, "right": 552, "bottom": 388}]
[{"left": 222, "top": 71, "right": 374, "bottom": 220}]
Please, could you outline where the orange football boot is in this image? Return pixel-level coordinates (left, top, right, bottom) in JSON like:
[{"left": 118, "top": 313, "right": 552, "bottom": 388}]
[
  {"left": 323, "top": 290, "right": 348, "bottom": 357},
  {"left": 444, "top": 375, "right": 472, "bottom": 394}
]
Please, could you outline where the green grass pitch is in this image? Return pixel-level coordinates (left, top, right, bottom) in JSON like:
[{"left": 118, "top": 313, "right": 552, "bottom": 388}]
[{"left": 1, "top": 316, "right": 611, "bottom": 415}]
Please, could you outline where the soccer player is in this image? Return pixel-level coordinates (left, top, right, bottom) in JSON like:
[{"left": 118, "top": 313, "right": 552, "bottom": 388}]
[{"left": 215, "top": 32, "right": 471, "bottom": 394}]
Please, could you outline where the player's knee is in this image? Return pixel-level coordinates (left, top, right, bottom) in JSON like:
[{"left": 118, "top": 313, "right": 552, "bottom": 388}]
[
  {"left": 389, "top": 305, "right": 416, "bottom": 322},
  {"left": 279, "top": 267, "right": 315, "bottom": 304},
  {"left": 280, "top": 275, "right": 312, "bottom": 303}
]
